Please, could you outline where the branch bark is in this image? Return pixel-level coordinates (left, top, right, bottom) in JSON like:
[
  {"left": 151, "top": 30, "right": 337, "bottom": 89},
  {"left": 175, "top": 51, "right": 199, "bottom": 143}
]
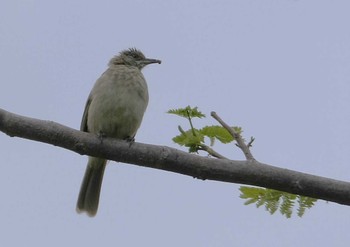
[{"left": 1, "top": 107, "right": 350, "bottom": 206}]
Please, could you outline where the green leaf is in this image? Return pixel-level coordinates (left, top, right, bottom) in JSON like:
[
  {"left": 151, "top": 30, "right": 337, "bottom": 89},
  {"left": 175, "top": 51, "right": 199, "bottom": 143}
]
[
  {"left": 172, "top": 128, "right": 204, "bottom": 153},
  {"left": 280, "top": 194, "right": 296, "bottom": 218},
  {"left": 200, "top": 125, "right": 240, "bottom": 144},
  {"left": 167, "top": 106, "right": 206, "bottom": 119},
  {"left": 297, "top": 196, "right": 317, "bottom": 217}
]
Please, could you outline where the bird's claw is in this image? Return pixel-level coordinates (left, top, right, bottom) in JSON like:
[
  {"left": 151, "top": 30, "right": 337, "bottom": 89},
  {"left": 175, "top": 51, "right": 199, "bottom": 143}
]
[{"left": 126, "top": 136, "right": 135, "bottom": 147}]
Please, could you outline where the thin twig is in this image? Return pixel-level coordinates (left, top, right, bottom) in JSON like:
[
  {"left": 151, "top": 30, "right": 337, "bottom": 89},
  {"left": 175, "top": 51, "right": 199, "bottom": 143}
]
[
  {"left": 247, "top": 137, "right": 255, "bottom": 148},
  {"left": 186, "top": 109, "right": 196, "bottom": 136},
  {"left": 198, "top": 144, "right": 229, "bottom": 159},
  {"left": 211, "top": 111, "right": 255, "bottom": 161}
]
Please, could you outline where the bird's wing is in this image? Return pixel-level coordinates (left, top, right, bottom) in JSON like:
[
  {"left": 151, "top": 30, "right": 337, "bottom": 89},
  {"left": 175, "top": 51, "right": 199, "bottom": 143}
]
[{"left": 80, "top": 95, "right": 92, "bottom": 132}]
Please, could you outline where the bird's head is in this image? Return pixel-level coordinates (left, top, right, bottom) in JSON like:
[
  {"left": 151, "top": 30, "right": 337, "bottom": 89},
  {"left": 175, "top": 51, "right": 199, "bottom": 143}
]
[{"left": 109, "top": 48, "right": 161, "bottom": 69}]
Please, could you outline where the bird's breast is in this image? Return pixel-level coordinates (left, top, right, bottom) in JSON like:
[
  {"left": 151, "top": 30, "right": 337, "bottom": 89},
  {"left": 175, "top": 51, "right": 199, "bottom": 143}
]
[{"left": 87, "top": 67, "right": 149, "bottom": 138}]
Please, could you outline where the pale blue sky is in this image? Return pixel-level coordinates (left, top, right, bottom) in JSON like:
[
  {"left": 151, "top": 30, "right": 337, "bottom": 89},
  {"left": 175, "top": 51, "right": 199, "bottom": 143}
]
[{"left": 1, "top": 1, "right": 350, "bottom": 246}]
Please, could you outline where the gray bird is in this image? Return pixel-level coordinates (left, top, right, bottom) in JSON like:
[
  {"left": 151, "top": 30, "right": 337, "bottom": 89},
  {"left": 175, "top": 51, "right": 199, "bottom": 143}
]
[{"left": 76, "top": 48, "right": 161, "bottom": 216}]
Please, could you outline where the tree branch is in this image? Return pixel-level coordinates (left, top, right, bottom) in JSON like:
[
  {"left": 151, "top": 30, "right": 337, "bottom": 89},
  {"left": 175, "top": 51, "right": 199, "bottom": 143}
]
[
  {"left": 1, "top": 107, "right": 350, "bottom": 206},
  {"left": 211, "top": 111, "right": 255, "bottom": 161}
]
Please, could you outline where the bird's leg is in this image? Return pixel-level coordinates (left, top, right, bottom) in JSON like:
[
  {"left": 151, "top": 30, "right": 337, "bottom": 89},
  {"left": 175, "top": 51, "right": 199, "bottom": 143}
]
[
  {"left": 97, "top": 132, "right": 107, "bottom": 143},
  {"left": 125, "top": 136, "right": 135, "bottom": 147}
]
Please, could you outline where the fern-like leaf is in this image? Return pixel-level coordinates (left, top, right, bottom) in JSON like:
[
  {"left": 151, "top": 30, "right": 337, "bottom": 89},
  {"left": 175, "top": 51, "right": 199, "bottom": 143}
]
[
  {"left": 297, "top": 196, "right": 317, "bottom": 217},
  {"left": 239, "top": 186, "right": 317, "bottom": 218},
  {"left": 167, "top": 106, "right": 206, "bottom": 119},
  {"left": 280, "top": 194, "right": 296, "bottom": 218}
]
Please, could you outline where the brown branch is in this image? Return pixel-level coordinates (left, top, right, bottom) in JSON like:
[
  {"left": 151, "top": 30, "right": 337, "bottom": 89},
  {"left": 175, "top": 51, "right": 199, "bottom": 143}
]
[
  {"left": 1, "top": 107, "right": 350, "bottom": 206},
  {"left": 211, "top": 111, "right": 255, "bottom": 161}
]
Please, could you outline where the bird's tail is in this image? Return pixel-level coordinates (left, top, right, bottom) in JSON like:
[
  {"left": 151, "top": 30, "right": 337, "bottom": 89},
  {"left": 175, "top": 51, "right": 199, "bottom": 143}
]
[{"left": 76, "top": 157, "right": 107, "bottom": 217}]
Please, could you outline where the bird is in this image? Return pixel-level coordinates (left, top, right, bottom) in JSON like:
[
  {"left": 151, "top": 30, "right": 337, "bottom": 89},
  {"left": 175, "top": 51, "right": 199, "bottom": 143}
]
[{"left": 76, "top": 48, "right": 161, "bottom": 217}]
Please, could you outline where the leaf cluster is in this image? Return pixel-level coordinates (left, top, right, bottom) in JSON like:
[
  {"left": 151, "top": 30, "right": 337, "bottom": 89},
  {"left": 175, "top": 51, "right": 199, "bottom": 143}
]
[
  {"left": 169, "top": 106, "right": 318, "bottom": 218},
  {"left": 239, "top": 186, "right": 317, "bottom": 218},
  {"left": 168, "top": 106, "right": 241, "bottom": 154}
]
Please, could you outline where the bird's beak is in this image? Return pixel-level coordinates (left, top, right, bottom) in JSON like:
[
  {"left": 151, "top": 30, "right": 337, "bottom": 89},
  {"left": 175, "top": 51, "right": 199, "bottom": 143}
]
[{"left": 142, "top": 58, "right": 162, "bottom": 65}]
